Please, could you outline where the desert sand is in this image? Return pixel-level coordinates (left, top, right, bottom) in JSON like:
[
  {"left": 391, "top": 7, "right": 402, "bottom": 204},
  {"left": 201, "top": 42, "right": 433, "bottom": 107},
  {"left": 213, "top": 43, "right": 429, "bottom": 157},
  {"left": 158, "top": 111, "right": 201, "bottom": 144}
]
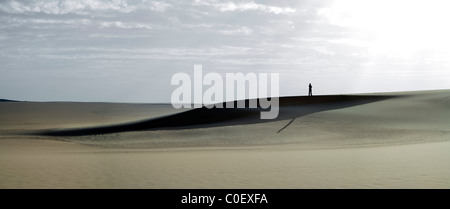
[{"left": 1, "top": 90, "right": 449, "bottom": 188}]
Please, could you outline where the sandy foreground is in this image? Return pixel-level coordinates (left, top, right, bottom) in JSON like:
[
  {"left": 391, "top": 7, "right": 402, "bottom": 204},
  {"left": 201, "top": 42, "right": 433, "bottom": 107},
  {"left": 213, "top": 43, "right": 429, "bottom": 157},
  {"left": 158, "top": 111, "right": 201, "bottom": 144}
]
[{"left": 1, "top": 90, "right": 449, "bottom": 188}]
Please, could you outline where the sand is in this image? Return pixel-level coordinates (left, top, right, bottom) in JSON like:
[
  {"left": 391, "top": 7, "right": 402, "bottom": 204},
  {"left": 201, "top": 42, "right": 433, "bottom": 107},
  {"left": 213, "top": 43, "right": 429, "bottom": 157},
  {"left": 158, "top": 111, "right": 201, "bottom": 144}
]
[{"left": 1, "top": 90, "right": 449, "bottom": 188}]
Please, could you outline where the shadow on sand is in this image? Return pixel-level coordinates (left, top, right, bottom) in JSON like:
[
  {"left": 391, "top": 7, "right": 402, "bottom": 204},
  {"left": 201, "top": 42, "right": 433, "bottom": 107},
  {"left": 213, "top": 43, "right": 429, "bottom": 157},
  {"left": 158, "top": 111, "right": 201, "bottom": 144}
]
[{"left": 37, "top": 95, "right": 396, "bottom": 136}]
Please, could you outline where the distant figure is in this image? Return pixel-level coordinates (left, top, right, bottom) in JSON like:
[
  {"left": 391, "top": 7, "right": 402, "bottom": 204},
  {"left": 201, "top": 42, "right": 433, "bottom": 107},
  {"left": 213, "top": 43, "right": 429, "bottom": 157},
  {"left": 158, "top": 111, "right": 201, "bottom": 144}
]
[{"left": 308, "top": 83, "right": 313, "bottom": 96}]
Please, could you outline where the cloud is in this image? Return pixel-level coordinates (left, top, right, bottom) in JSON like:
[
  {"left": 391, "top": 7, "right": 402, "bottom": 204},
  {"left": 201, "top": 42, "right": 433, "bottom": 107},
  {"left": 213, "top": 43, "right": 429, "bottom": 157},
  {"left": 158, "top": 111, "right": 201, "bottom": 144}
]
[
  {"left": 1, "top": 16, "right": 92, "bottom": 27},
  {"left": 0, "top": 0, "right": 170, "bottom": 15},
  {"left": 194, "top": 0, "right": 296, "bottom": 15},
  {"left": 2, "top": 0, "right": 449, "bottom": 102},
  {"left": 218, "top": 26, "right": 253, "bottom": 35},
  {"left": 99, "top": 21, "right": 152, "bottom": 29},
  {"left": 148, "top": 1, "right": 171, "bottom": 12}
]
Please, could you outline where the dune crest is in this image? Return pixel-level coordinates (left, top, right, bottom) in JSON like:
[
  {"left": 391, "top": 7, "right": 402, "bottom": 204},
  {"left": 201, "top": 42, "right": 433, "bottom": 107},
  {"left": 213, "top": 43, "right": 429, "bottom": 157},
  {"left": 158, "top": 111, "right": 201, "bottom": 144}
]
[{"left": 37, "top": 95, "right": 394, "bottom": 136}]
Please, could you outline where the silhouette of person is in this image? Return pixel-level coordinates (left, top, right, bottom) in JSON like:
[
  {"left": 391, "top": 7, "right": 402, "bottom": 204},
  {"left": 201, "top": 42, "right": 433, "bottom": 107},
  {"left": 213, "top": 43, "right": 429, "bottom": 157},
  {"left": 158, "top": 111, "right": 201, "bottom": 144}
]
[{"left": 308, "top": 83, "right": 313, "bottom": 96}]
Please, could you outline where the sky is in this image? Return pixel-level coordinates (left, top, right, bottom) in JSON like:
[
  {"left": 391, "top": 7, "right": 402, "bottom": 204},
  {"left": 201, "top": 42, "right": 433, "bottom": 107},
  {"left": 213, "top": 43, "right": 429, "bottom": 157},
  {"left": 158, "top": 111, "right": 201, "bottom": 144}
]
[{"left": 1, "top": 0, "right": 450, "bottom": 103}]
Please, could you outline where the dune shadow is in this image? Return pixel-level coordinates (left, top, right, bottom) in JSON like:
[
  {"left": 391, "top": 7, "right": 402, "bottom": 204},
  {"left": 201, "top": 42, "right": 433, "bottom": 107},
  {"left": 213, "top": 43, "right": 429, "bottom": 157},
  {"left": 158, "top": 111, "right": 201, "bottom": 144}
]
[{"left": 37, "top": 95, "right": 397, "bottom": 136}]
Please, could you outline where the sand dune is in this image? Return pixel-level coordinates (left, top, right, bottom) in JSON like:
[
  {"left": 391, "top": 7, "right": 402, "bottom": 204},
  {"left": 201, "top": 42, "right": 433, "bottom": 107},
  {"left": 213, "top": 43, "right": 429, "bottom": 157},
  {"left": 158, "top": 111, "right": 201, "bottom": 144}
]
[
  {"left": 1, "top": 90, "right": 449, "bottom": 188},
  {"left": 0, "top": 102, "right": 185, "bottom": 134},
  {"left": 37, "top": 95, "right": 394, "bottom": 136}
]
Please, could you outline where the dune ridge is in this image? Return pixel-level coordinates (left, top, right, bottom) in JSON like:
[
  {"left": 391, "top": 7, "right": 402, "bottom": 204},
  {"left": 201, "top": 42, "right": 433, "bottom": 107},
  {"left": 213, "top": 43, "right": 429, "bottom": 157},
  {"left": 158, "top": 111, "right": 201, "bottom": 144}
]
[{"left": 37, "top": 95, "right": 395, "bottom": 136}]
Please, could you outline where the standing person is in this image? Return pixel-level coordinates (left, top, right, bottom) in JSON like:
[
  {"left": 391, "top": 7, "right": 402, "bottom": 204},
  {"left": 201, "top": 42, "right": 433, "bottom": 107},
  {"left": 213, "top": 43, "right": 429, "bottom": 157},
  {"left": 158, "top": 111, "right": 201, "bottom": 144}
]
[{"left": 308, "top": 83, "right": 313, "bottom": 96}]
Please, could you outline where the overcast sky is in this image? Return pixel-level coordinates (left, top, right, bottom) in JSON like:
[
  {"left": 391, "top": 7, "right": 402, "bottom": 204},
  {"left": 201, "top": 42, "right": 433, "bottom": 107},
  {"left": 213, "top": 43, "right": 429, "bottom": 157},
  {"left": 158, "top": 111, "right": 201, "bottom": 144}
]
[{"left": 1, "top": 0, "right": 450, "bottom": 102}]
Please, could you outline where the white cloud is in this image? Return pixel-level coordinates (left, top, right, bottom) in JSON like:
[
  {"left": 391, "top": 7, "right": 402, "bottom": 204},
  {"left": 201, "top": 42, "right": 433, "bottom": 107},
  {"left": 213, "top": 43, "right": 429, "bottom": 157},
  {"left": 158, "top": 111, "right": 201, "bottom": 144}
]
[
  {"left": 99, "top": 21, "right": 152, "bottom": 29},
  {"left": 194, "top": 0, "right": 296, "bottom": 15},
  {"left": 218, "top": 26, "right": 252, "bottom": 35},
  {"left": 1, "top": 15, "right": 152, "bottom": 30},
  {"left": 0, "top": 16, "right": 92, "bottom": 29},
  {"left": 148, "top": 1, "right": 171, "bottom": 12},
  {"left": 0, "top": 0, "right": 171, "bottom": 15}
]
